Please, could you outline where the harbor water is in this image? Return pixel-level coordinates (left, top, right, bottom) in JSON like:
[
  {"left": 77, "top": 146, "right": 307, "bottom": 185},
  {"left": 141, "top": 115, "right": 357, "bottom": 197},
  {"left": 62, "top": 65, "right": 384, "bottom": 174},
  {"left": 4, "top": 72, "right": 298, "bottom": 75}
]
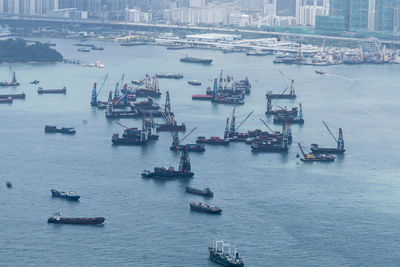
[{"left": 1, "top": 38, "right": 400, "bottom": 266}]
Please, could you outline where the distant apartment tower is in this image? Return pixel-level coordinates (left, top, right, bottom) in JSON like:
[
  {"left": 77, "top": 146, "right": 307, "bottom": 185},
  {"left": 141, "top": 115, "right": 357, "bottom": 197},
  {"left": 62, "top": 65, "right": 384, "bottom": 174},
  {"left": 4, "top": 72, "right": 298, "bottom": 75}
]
[
  {"left": 276, "top": 0, "right": 296, "bottom": 16},
  {"left": 375, "top": 0, "right": 400, "bottom": 33}
]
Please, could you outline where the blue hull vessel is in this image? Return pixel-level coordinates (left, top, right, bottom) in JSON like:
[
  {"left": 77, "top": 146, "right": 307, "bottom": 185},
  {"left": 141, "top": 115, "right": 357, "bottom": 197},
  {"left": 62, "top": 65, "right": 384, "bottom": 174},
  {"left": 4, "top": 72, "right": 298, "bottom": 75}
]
[{"left": 51, "top": 189, "right": 80, "bottom": 201}]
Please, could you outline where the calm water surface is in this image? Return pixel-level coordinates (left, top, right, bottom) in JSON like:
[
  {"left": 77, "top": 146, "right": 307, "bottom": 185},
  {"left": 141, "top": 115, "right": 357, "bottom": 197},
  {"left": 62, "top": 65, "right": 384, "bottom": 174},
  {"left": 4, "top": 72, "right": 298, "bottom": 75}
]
[{"left": 0, "top": 38, "right": 400, "bottom": 266}]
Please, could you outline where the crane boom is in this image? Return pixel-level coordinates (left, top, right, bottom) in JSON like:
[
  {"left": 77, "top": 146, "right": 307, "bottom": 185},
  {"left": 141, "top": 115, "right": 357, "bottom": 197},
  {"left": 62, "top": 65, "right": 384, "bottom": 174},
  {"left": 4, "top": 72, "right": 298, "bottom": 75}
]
[
  {"left": 259, "top": 118, "right": 274, "bottom": 133},
  {"left": 297, "top": 143, "right": 307, "bottom": 157},
  {"left": 96, "top": 73, "right": 109, "bottom": 97},
  {"left": 114, "top": 121, "right": 130, "bottom": 129},
  {"left": 177, "top": 127, "right": 197, "bottom": 145},
  {"left": 235, "top": 111, "right": 254, "bottom": 132},
  {"left": 322, "top": 121, "right": 338, "bottom": 143}
]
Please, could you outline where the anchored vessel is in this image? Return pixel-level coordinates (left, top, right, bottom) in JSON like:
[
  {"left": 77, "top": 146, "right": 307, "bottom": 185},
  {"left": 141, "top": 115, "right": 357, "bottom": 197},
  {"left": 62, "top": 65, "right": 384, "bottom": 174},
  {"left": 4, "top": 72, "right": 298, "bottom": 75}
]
[
  {"left": 0, "top": 97, "right": 12, "bottom": 103},
  {"left": 48, "top": 212, "right": 105, "bottom": 225},
  {"left": 310, "top": 122, "right": 345, "bottom": 154},
  {"left": 298, "top": 143, "right": 335, "bottom": 162},
  {"left": 0, "top": 72, "right": 20, "bottom": 87},
  {"left": 180, "top": 55, "right": 212, "bottom": 64},
  {"left": 188, "top": 80, "right": 202, "bottom": 86},
  {"left": 0, "top": 93, "right": 26, "bottom": 99},
  {"left": 38, "top": 87, "right": 67, "bottom": 94},
  {"left": 185, "top": 186, "right": 213, "bottom": 197},
  {"left": 157, "top": 73, "right": 183, "bottom": 79},
  {"left": 45, "top": 125, "right": 76, "bottom": 134},
  {"left": 141, "top": 149, "right": 194, "bottom": 179},
  {"left": 30, "top": 80, "right": 40, "bottom": 84},
  {"left": 190, "top": 201, "right": 222, "bottom": 214},
  {"left": 273, "top": 104, "right": 304, "bottom": 124},
  {"left": 266, "top": 78, "right": 296, "bottom": 99},
  {"left": 51, "top": 189, "right": 80, "bottom": 201},
  {"left": 170, "top": 129, "right": 205, "bottom": 152},
  {"left": 196, "top": 136, "right": 229, "bottom": 146},
  {"left": 209, "top": 241, "right": 244, "bottom": 267}
]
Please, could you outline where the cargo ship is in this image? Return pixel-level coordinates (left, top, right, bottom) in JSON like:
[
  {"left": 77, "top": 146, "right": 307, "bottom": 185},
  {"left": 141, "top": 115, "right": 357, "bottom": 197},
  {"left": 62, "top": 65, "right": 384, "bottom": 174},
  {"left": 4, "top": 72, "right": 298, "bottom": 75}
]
[
  {"left": 77, "top": 48, "right": 90, "bottom": 52},
  {"left": 0, "top": 93, "right": 26, "bottom": 99},
  {"left": 196, "top": 136, "right": 229, "bottom": 146},
  {"left": 51, "top": 189, "right": 80, "bottom": 201},
  {"left": 45, "top": 125, "right": 76, "bottom": 134},
  {"left": 208, "top": 241, "right": 244, "bottom": 267},
  {"left": 180, "top": 55, "right": 212, "bottom": 64},
  {"left": 38, "top": 87, "right": 67, "bottom": 94},
  {"left": 0, "top": 72, "right": 20, "bottom": 87},
  {"left": 141, "top": 149, "right": 194, "bottom": 179},
  {"left": 251, "top": 140, "right": 289, "bottom": 152},
  {"left": 185, "top": 186, "right": 213, "bottom": 197},
  {"left": 190, "top": 201, "right": 222, "bottom": 214},
  {"left": 157, "top": 122, "right": 186, "bottom": 132},
  {"left": 157, "top": 73, "right": 183, "bottom": 79},
  {"left": 134, "top": 74, "right": 162, "bottom": 98},
  {"left": 47, "top": 212, "right": 105, "bottom": 225}
]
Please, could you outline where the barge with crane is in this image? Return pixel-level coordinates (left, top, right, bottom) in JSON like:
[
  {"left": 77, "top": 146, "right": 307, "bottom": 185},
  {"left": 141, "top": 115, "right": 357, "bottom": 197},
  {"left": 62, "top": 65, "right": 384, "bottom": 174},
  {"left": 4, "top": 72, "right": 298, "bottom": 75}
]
[{"left": 310, "top": 121, "right": 345, "bottom": 154}]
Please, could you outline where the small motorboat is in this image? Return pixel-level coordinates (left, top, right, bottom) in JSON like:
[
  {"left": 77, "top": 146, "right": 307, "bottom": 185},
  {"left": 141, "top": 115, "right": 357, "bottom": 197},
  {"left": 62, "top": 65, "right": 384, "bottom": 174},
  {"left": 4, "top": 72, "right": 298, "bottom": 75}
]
[
  {"left": 30, "top": 80, "right": 40, "bottom": 84},
  {"left": 315, "top": 70, "right": 326, "bottom": 75}
]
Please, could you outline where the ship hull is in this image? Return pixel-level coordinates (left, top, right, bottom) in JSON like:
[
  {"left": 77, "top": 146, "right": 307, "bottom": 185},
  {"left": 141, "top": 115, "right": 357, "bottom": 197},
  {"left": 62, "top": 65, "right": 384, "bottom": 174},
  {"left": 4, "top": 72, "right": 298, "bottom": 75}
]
[
  {"left": 141, "top": 172, "right": 194, "bottom": 180},
  {"left": 209, "top": 251, "right": 244, "bottom": 267},
  {"left": 311, "top": 148, "right": 345, "bottom": 154},
  {"left": 51, "top": 190, "right": 80, "bottom": 201},
  {"left": 48, "top": 217, "right": 105, "bottom": 225},
  {"left": 190, "top": 204, "right": 221, "bottom": 214},
  {"left": 112, "top": 138, "right": 148, "bottom": 146},
  {"left": 185, "top": 187, "right": 213, "bottom": 197}
]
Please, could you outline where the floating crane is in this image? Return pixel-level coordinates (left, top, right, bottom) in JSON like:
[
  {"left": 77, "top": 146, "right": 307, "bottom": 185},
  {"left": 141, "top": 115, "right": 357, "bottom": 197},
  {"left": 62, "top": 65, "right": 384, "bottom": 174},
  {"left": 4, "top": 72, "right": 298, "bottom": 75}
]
[
  {"left": 310, "top": 121, "right": 345, "bottom": 154},
  {"left": 298, "top": 143, "right": 335, "bottom": 162},
  {"left": 171, "top": 127, "right": 205, "bottom": 152}
]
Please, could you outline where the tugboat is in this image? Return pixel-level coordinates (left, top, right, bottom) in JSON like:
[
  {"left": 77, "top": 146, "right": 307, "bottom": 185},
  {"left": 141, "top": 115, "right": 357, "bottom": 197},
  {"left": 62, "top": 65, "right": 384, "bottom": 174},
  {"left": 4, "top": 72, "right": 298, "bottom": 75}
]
[
  {"left": 47, "top": 212, "right": 105, "bottom": 225},
  {"left": 30, "top": 80, "right": 40, "bottom": 84},
  {"left": 180, "top": 55, "right": 212, "bottom": 65},
  {"left": 141, "top": 149, "right": 194, "bottom": 179},
  {"left": 189, "top": 201, "right": 222, "bottom": 214},
  {"left": 50, "top": 189, "right": 80, "bottom": 201},
  {"left": 185, "top": 186, "right": 213, "bottom": 197},
  {"left": 188, "top": 80, "right": 202, "bottom": 86},
  {"left": 208, "top": 241, "right": 244, "bottom": 267}
]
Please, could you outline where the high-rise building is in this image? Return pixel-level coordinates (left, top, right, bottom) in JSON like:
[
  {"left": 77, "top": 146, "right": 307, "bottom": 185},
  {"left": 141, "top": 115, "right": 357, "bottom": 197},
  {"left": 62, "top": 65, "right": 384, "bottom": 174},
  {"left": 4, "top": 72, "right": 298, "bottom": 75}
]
[
  {"left": 375, "top": 0, "right": 400, "bottom": 33},
  {"left": 276, "top": 0, "right": 296, "bottom": 16}
]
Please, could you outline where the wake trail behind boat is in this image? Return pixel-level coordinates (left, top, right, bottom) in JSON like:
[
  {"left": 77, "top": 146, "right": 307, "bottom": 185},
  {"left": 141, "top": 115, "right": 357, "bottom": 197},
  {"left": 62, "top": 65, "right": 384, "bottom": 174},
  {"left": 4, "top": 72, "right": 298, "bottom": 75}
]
[{"left": 325, "top": 73, "right": 354, "bottom": 81}]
